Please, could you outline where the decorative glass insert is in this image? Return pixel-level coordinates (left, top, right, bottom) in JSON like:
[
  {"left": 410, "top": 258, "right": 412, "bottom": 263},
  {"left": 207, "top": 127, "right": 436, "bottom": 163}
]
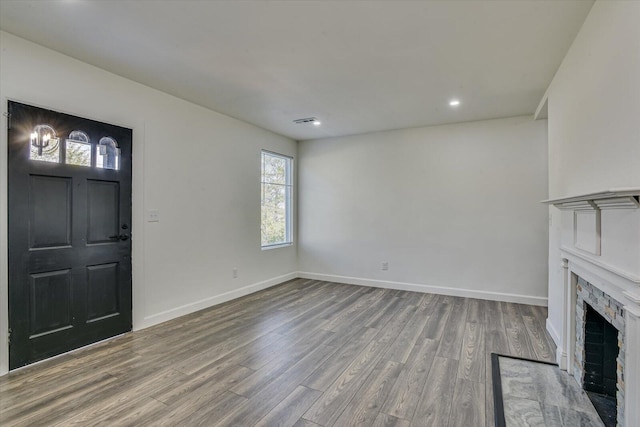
[
  {"left": 96, "top": 137, "right": 120, "bottom": 170},
  {"left": 65, "top": 130, "right": 91, "bottom": 167},
  {"left": 30, "top": 124, "right": 60, "bottom": 163}
]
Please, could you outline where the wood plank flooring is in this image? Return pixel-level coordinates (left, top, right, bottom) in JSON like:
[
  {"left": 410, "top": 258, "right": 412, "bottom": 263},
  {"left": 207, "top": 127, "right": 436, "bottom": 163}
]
[{"left": 0, "top": 279, "right": 556, "bottom": 426}]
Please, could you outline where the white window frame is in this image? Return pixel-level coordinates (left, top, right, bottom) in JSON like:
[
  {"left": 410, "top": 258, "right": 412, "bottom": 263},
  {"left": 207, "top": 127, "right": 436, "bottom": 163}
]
[{"left": 261, "top": 150, "right": 293, "bottom": 249}]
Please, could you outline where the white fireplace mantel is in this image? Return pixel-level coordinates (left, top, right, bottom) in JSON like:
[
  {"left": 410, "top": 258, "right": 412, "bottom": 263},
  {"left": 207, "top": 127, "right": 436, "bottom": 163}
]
[
  {"left": 543, "top": 187, "right": 640, "bottom": 210},
  {"left": 545, "top": 188, "right": 640, "bottom": 426},
  {"left": 544, "top": 188, "right": 640, "bottom": 278}
]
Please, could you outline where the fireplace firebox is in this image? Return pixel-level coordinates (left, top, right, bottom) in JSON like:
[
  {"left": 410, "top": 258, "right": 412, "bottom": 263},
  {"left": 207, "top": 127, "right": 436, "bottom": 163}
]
[
  {"left": 574, "top": 277, "right": 625, "bottom": 427},
  {"left": 584, "top": 305, "right": 618, "bottom": 396},
  {"left": 583, "top": 304, "right": 619, "bottom": 426}
]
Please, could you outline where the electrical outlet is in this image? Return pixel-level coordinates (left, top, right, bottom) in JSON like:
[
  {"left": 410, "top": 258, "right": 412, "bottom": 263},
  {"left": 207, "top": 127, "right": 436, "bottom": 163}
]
[
  {"left": 232, "top": 268, "right": 238, "bottom": 279},
  {"left": 381, "top": 262, "right": 389, "bottom": 271},
  {"left": 147, "top": 209, "right": 160, "bottom": 222}
]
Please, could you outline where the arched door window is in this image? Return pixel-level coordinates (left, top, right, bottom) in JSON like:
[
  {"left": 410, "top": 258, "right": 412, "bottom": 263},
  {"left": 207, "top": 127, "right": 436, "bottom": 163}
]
[
  {"left": 65, "top": 130, "right": 91, "bottom": 167},
  {"left": 96, "top": 137, "right": 120, "bottom": 170},
  {"left": 30, "top": 124, "right": 60, "bottom": 163}
]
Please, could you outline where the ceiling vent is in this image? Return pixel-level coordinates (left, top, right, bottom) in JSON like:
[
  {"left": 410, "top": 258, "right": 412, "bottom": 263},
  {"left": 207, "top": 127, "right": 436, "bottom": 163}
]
[{"left": 293, "top": 117, "right": 318, "bottom": 124}]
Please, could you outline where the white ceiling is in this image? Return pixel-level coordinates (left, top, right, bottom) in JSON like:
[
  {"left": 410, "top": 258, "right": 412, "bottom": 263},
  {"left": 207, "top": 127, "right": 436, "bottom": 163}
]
[{"left": 0, "top": 0, "right": 593, "bottom": 141}]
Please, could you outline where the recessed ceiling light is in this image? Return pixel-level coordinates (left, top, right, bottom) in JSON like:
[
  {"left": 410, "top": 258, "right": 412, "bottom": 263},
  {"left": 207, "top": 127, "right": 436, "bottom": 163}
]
[
  {"left": 449, "top": 99, "right": 461, "bottom": 107},
  {"left": 313, "top": 120, "right": 321, "bottom": 126}
]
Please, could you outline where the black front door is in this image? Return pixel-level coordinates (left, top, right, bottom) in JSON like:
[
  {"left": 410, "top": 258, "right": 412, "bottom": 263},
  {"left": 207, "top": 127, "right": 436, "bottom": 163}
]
[{"left": 7, "top": 101, "right": 132, "bottom": 369}]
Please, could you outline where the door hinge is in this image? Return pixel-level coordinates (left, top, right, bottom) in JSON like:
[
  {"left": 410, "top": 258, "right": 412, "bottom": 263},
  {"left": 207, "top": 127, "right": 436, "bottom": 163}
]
[
  {"left": 7, "top": 328, "right": 12, "bottom": 345},
  {"left": 3, "top": 112, "right": 11, "bottom": 130}
]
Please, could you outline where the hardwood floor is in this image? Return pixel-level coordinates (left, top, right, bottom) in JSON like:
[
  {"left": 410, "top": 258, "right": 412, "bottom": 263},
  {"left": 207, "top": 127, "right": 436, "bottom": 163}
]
[{"left": 0, "top": 279, "right": 556, "bottom": 426}]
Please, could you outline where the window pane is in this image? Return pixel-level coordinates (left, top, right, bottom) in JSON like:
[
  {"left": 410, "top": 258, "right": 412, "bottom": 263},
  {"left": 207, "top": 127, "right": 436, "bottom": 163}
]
[
  {"left": 261, "top": 184, "right": 287, "bottom": 245},
  {"left": 30, "top": 124, "right": 60, "bottom": 163},
  {"left": 65, "top": 131, "right": 91, "bottom": 167},
  {"left": 30, "top": 142, "right": 60, "bottom": 163},
  {"left": 97, "top": 137, "right": 120, "bottom": 170},
  {"left": 66, "top": 141, "right": 91, "bottom": 167},
  {"left": 262, "top": 154, "right": 287, "bottom": 184}
]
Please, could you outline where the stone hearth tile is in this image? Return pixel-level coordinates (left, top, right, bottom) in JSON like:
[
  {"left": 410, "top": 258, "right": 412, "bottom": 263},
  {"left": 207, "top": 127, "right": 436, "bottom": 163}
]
[
  {"left": 498, "top": 356, "right": 604, "bottom": 427},
  {"left": 499, "top": 358, "right": 538, "bottom": 400},
  {"left": 503, "top": 398, "right": 545, "bottom": 427}
]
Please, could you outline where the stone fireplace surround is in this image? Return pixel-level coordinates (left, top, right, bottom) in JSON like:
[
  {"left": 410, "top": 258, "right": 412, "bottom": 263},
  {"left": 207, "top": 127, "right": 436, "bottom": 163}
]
[{"left": 544, "top": 189, "right": 640, "bottom": 427}]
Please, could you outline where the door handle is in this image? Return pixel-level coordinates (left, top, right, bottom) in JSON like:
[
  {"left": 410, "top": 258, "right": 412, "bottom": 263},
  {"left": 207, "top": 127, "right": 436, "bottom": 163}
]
[{"left": 109, "top": 234, "right": 129, "bottom": 241}]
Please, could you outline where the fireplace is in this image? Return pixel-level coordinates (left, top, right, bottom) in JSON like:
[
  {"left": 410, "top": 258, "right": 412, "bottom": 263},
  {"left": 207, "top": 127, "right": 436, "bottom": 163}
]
[
  {"left": 574, "top": 277, "right": 625, "bottom": 427},
  {"left": 544, "top": 188, "right": 640, "bottom": 427},
  {"left": 583, "top": 306, "right": 618, "bottom": 397}
]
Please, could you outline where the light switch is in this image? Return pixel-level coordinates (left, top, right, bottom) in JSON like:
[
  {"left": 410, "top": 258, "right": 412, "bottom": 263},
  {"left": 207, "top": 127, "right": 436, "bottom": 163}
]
[{"left": 147, "top": 209, "right": 160, "bottom": 222}]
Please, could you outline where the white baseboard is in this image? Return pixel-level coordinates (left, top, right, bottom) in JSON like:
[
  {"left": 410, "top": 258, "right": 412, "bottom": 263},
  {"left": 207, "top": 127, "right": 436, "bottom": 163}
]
[
  {"left": 297, "top": 271, "right": 548, "bottom": 306},
  {"left": 140, "top": 270, "right": 548, "bottom": 332},
  {"left": 136, "top": 272, "right": 298, "bottom": 330},
  {"left": 2, "top": 270, "right": 548, "bottom": 377}
]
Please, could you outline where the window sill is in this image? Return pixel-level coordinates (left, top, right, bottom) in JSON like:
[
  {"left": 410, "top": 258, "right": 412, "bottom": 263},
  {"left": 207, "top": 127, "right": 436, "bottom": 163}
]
[{"left": 261, "top": 243, "right": 294, "bottom": 251}]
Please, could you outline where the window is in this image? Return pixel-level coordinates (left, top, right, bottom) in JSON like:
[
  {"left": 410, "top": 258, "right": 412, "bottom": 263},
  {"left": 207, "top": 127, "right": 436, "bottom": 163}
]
[
  {"left": 97, "top": 137, "right": 120, "bottom": 170},
  {"left": 28, "top": 125, "right": 120, "bottom": 170},
  {"left": 65, "top": 130, "right": 91, "bottom": 167},
  {"left": 29, "top": 124, "right": 60, "bottom": 163},
  {"left": 261, "top": 150, "right": 293, "bottom": 248}
]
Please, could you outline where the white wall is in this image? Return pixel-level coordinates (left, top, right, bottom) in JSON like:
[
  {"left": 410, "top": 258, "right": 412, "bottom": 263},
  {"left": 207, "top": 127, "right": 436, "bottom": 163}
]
[
  {"left": 0, "top": 32, "right": 297, "bottom": 374},
  {"left": 546, "top": 1, "right": 640, "bottom": 346},
  {"left": 298, "top": 116, "right": 549, "bottom": 304}
]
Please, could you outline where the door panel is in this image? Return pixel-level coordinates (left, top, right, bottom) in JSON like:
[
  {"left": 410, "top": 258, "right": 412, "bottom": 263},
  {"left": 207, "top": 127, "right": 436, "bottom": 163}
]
[
  {"left": 86, "top": 263, "right": 119, "bottom": 321},
  {"left": 8, "top": 101, "right": 132, "bottom": 369},
  {"left": 87, "top": 180, "right": 120, "bottom": 244},
  {"left": 29, "top": 269, "right": 73, "bottom": 337},
  {"left": 29, "top": 175, "right": 72, "bottom": 249}
]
